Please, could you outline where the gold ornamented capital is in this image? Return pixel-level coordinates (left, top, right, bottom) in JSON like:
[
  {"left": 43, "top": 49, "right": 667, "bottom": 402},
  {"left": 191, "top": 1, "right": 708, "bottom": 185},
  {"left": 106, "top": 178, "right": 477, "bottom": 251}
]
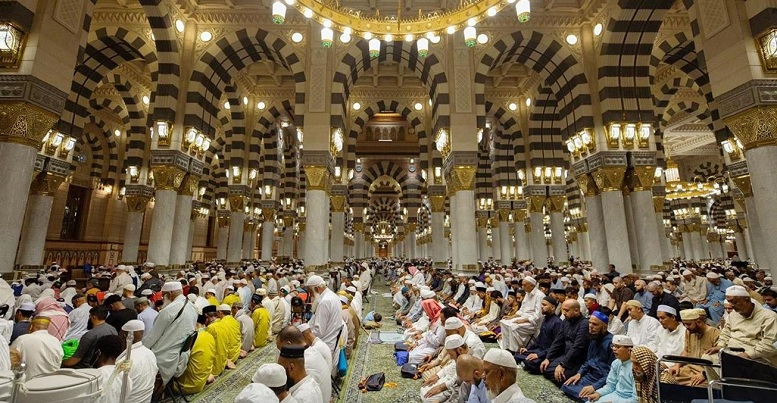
[
  {"left": 151, "top": 166, "right": 186, "bottom": 191},
  {"left": 731, "top": 175, "right": 753, "bottom": 198},
  {"left": 125, "top": 195, "right": 151, "bottom": 213},
  {"left": 509, "top": 225, "right": 516, "bottom": 236},
  {"left": 512, "top": 209, "right": 527, "bottom": 221},
  {"left": 652, "top": 196, "right": 665, "bottom": 213},
  {"left": 575, "top": 174, "right": 600, "bottom": 197},
  {"left": 406, "top": 222, "right": 417, "bottom": 232},
  {"left": 448, "top": 165, "right": 477, "bottom": 192},
  {"left": 178, "top": 173, "right": 200, "bottom": 196},
  {"left": 29, "top": 172, "right": 65, "bottom": 196},
  {"left": 305, "top": 165, "right": 331, "bottom": 192},
  {"left": 591, "top": 166, "right": 626, "bottom": 193},
  {"left": 496, "top": 208, "right": 510, "bottom": 222},
  {"left": 476, "top": 216, "right": 488, "bottom": 229},
  {"left": 527, "top": 196, "right": 546, "bottom": 213},
  {"left": 524, "top": 222, "right": 532, "bottom": 233},
  {"left": 262, "top": 208, "right": 276, "bottom": 222},
  {"left": 283, "top": 216, "right": 294, "bottom": 227},
  {"left": 429, "top": 195, "right": 446, "bottom": 212},
  {"left": 299, "top": 222, "right": 307, "bottom": 232},
  {"left": 353, "top": 222, "right": 364, "bottom": 232},
  {"left": 489, "top": 216, "right": 499, "bottom": 227},
  {"left": 630, "top": 166, "right": 655, "bottom": 192},
  {"left": 547, "top": 196, "right": 565, "bottom": 213},
  {"left": 228, "top": 195, "right": 247, "bottom": 212},
  {"left": 217, "top": 216, "right": 231, "bottom": 228},
  {"left": 330, "top": 195, "right": 346, "bottom": 212},
  {"left": 0, "top": 102, "right": 59, "bottom": 148},
  {"left": 725, "top": 106, "right": 777, "bottom": 150},
  {"left": 577, "top": 222, "right": 589, "bottom": 232}
]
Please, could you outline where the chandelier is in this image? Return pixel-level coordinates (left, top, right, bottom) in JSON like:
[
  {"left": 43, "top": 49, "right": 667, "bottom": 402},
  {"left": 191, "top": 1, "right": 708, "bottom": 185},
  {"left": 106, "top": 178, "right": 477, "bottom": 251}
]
[{"left": 272, "top": 0, "right": 531, "bottom": 51}]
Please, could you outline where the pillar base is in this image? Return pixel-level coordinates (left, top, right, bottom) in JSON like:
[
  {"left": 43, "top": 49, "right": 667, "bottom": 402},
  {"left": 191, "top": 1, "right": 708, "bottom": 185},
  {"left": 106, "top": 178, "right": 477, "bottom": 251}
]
[
  {"left": 433, "top": 261, "right": 447, "bottom": 268},
  {"left": 461, "top": 264, "right": 478, "bottom": 271},
  {"left": 304, "top": 264, "right": 329, "bottom": 273}
]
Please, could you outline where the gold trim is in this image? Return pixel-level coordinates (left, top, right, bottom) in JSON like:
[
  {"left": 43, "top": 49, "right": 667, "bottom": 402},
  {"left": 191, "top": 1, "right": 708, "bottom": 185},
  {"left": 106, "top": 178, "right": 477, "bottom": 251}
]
[
  {"left": 29, "top": 172, "right": 65, "bottom": 196},
  {"left": 731, "top": 175, "right": 753, "bottom": 198},
  {"left": 725, "top": 106, "right": 777, "bottom": 150},
  {"left": 448, "top": 165, "right": 477, "bottom": 192},
  {"left": 429, "top": 195, "right": 446, "bottom": 212},
  {"left": 262, "top": 208, "right": 277, "bottom": 222},
  {"left": 330, "top": 195, "right": 346, "bottom": 212},
  {"left": 591, "top": 167, "right": 626, "bottom": 193},
  {"left": 527, "top": 196, "right": 545, "bottom": 213},
  {"left": 305, "top": 165, "right": 331, "bottom": 192},
  {"left": 125, "top": 195, "right": 151, "bottom": 213},
  {"left": 630, "top": 166, "right": 655, "bottom": 192},
  {"left": 0, "top": 102, "right": 59, "bottom": 148},
  {"left": 547, "top": 196, "right": 565, "bottom": 213},
  {"left": 151, "top": 166, "right": 186, "bottom": 191}
]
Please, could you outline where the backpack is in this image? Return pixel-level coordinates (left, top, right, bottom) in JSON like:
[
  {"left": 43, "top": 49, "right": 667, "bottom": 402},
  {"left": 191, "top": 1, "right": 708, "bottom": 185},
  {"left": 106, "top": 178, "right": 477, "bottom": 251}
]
[
  {"left": 394, "top": 350, "right": 409, "bottom": 366},
  {"left": 394, "top": 341, "right": 408, "bottom": 351},
  {"left": 362, "top": 372, "right": 385, "bottom": 391},
  {"left": 400, "top": 363, "right": 419, "bottom": 379}
]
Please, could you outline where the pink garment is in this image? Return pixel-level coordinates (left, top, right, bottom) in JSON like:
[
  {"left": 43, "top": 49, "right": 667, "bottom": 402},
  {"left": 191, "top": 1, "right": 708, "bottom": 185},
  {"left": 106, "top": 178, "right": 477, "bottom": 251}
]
[
  {"left": 409, "top": 266, "right": 418, "bottom": 276},
  {"left": 35, "top": 298, "right": 70, "bottom": 341},
  {"left": 421, "top": 299, "right": 441, "bottom": 324}
]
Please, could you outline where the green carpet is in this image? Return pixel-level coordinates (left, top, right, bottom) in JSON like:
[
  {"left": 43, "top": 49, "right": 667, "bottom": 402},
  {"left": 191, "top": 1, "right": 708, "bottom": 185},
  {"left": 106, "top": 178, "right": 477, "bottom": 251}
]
[{"left": 183, "top": 279, "right": 576, "bottom": 403}]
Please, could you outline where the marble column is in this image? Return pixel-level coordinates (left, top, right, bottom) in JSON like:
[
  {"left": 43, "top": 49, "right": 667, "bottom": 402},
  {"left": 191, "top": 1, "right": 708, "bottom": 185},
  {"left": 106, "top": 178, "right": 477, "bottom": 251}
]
[
  {"left": 283, "top": 227, "right": 294, "bottom": 258},
  {"left": 742, "top": 197, "right": 766, "bottom": 266},
  {"left": 656, "top": 215, "right": 673, "bottom": 262},
  {"left": 407, "top": 230, "right": 416, "bottom": 259},
  {"left": 513, "top": 211, "right": 531, "bottom": 261},
  {"left": 688, "top": 226, "right": 704, "bottom": 261},
  {"left": 680, "top": 229, "right": 693, "bottom": 260},
  {"left": 528, "top": 196, "right": 548, "bottom": 267},
  {"left": 622, "top": 193, "right": 640, "bottom": 269},
  {"left": 578, "top": 228, "right": 591, "bottom": 262},
  {"left": 699, "top": 229, "right": 710, "bottom": 260},
  {"left": 330, "top": 197, "right": 345, "bottom": 264},
  {"left": 594, "top": 167, "right": 633, "bottom": 273},
  {"left": 122, "top": 196, "right": 149, "bottom": 264},
  {"left": 477, "top": 215, "right": 489, "bottom": 261},
  {"left": 577, "top": 173, "right": 609, "bottom": 271},
  {"left": 450, "top": 194, "right": 459, "bottom": 266},
  {"left": 227, "top": 208, "right": 246, "bottom": 265},
  {"left": 548, "top": 196, "right": 567, "bottom": 265},
  {"left": 302, "top": 166, "right": 330, "bottom": 269},
  {"left": 734, "top": 229, "right": 749, "bottom": 260},
  {"left": 354, "top": 225, "right": 363, "bottom": 258},
  {"left": 0, "top": 139, "right": 43, "bottom": 272},
  {"left": 298, "top": 223, "right": 306, "bottom": 261},
  {"left": 242, "top": 221, "right": 254, "bottom": 260},
  {"left": 186, "top": 216, "right": 196, "bottom": 263},
  {"left": 499, "top": 217, "right": 512, "bottom": 265},
  {"left": 708, "top": 235, "right": 723, "bottom": 259},
  {"left": 216, "top": 214, "right": 230, "bottom": 261},
  {"left": 16, "top": 173, "right": 64, "bottom": 267},
  {"left": 451, "top": 184, "right": 477, "bottom": 270},
  {"left": 631, "top": 188, "right": 663, "bottom": 272},
  {"left": 147, "top": 186, "right": 178, "bottom": 267},
  {"left": 169, "top": 192, "right": 194, "bottom": 266},
  {"left": 261, "top": 208, "right": 276, "bottom": 262},
  {"left": 431, "top": 196, "right": 447, "bottom": 266},
  {"left": 491, "top": 217, "right": 501, "bottom": 263}
]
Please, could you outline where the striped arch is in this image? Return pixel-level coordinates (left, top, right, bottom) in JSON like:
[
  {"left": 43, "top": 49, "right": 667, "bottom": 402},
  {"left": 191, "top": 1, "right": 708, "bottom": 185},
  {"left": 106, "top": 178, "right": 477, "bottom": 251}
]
[
  {"left": 485, "top": 101, "right": 526, "bottom": 187},
  {"left": 57, "top": 28, "right": 157, "bottom": 139},
  {"left": 661, "top": 100, "right": 712, "bottom": 131},
  {"left": 352, "top": 160, "right": 415, "bottom": 224},
  {"left": 331, "top": 40, "right": 450, "bottom": 132},
  {"left": 528, "top": 83, "right": 565, "bottom": 169},
  {"left": 281, "top": 135, "right": 301, "bottom": 206},
  {"left": 85, "top": 115, "right": 121, "bottom": 182},
  {"left": 709, "top": 195, "right": 734, "bottom": 229},
  {"left": 184, "top": 28, "right": 306, "bottom": 138},
  {"left": 368, "top": 176, "right": 404, "bottom": 197},
  {"left": 597, "top": 0, "right": 676, "bottom": 124},
  {"left": 345, "top": 100, "right": 429, "bottom": 170},
  {"left": 475, "top": 136, "right": 492, "bottom": 201},
  {"left": 254, "top": 105, "right": 287, "bottom": 191},
  {"left": 81, "top": 127, "right": 107, "bottom": 181},
  {"left": 652, "top": 74, "right": 700, "bottom": 122},
  {"left": 103, "top": 72, "right": 148, "bottom": 169},
  {"left": 224, "top": 86, "right": 247, "bottom": 169},
  {"left": 200, "top": 134, "right": 228, "bottom": 201},
  {"left": 566, "top": 174, "right": 582, "bottom": 210},
  {"left": 368, "top": 197, "right": 401, "bottom": 224},
  {"left": 89, "top": 97, "right": 131, "bottom": 127},
  {"left": 475, "top": 30, "right": 592, "bottom": 138},
  {"left": 137, "top": 0, "right": 180, "bottom": 122}
]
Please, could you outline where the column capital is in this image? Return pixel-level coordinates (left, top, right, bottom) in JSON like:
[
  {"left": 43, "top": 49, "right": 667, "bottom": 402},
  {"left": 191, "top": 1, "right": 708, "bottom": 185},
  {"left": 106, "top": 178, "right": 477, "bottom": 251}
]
[
  {"left": 429, "top": 195, "right": 446, "bottom": 212},
  {"left": 262, "top": 208, "right": 277, "bottom": 222},
  {"left": 496, "top": 208, "right": 510, "bottom": 222},
  {"left": 330, "top": 195, "right": 346, "bottom": 212},
  {"left": 282, "top": 215, "right": 294, "bottom": 227},
  {"left": 406, "top": 222, "right": 417, "bottom": 232},
  {"left": 527, "top": 195, "right": 546, "bottom": 213},
  {"left": 353, "top": 222, "right": 364, "bottom": 232},
  {"left": 228, "top": 195, "right": 248, "bottom": 212},
  {"left": 731, "top": 175, "right": 753, "bottom": 197},
  {"left": 447, "top": 165, "right": 477, "bottom": 192},
  {"left": 125, "top": 195, "right": 151, "bottom": 213},
  {"left": 304, "top": 165, "right": 331, "bottom": 192},
  {"left": 512, "top": 209, "right": 527, "bottom": 221},
  {"left": 547, "top": 196, "right": 565, "bottom": 213},
  {"left": 151, "top": 165, "right": 186, "bottom": 191},
  {"left": 725, "top": 106, "right": 777, "bottom": 150},
  {"left": 217, "top": 210, "right": 231, "bottom": 228},
  {"left": 591, "top": 166, "right": 627, "bottom": 193},
  {"left": 476, "top": 215, "right": 489, "bottom": 229},
  {"left": 489, "top": 216, "right": 499, "bottom": 227},
  {"left": 29, "top": 172, "right": 66, "bottom": 196},
  {"left": 652, "top": 195, "right": 666, "bottom": 213},
  {"left": 575, "top": 173, "right": 600, "bottom": 197},
  {"left": 298, "top": 222, "right": 307, "bottom": 232},
  {"left": 0, "top": 101, "right": 59, "bottom": 148},
  {"left": 178, "top": 173, "right": 200, "bottom": 196},
  {"left": 630, "top": 165, "right": 655, "bottom": 192}
]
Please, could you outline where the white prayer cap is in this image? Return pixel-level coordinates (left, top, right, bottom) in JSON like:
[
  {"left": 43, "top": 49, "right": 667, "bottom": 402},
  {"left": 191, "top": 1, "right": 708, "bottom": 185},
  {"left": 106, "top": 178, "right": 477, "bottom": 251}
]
[
  {"left": 444, "top": 334, "right": 465, "bottom": 350},
  {"left": 474, "top": 282, "right": 485, "bottom": 288},
  {"left": 706, "top": 272, "right": 721, "bottom": 279},
  {"left": 116, "top": 265, "right": 128, "bottom": 272},
  {"left": 240, "top": 279, "right": 248, "bottom": 285},
  {"left": 66, "top": 280, "right": 76, "bottom": 286},
  {"left": 560, "top": 276, "right": 570, "bottom": 282},
  {"left": 680, "top": 309, "right": 700, "bottom": 321},
  {"left": 612, "top": 335, "right": 634, "bottom": 347},
  {"left": 468, "top": 279, "right": 476, "bottom": 285},
  {"left": 225, "top": 285, "right": 234, "bottom": 291},
  {"left": 194, "top": 297, "right": 210, "bottom": 314},
  {"left": 444, "top": 317, "right": 464, "bottom": 330},
  {"left": 121, "top": 319, "right": 145, "bottom": 332},
  {"left": 124, "top": 284, "right": 136, "bottom": 291},
  {"left": 141, "top": 273, "right": 152, "bottom": 280},
  {"left": 766, "top": 276, "right": 773, "bottom": 281},
  {"left": 469, "top": 286, "right": 476, "bottom": 291},
  {"left": 218, "top": 304, "right": 232, "bottom": 312},
  {"left": 483, "top": 348, "right": 518, "bottom": 369},
  {"left": 485, "top": 287, "right": 495, "bottom": 293},
  {"left": 346, "top": 286, "right": 358, "bottom": 293},
  {"left": 338, "top": 295, "right": 349, "bottom": 304},
  {"left": 657, "top": 305, "right": 677, "bottom": 316},
  {"left": 725, "top": 285, "right": 750, "bottom": 297},
  {"left": 583, "top": 293, "right": 597, "bottom": 300},
  {"left": 143, "top": 262, "right": 156, "bottom": 268},
  {"left": 743, "top": 277, "right": 755, "bottom": 283},
  {"left": 256, "top": 288, "right": 267, "bottom": 296},
  {"left": 457, "top": 272, "right": 467, "bottom": 277},
  {"left": 296, "top": 323, "right": 310, "bottom": 333},
  {"left": 681, "top": 270, "right": 692, "bottom": 276},
  {"left": 161, "top": 281, "right": 183, "bottom": 292},
  {"left": 234, "top": 384, "right": 279, "bottom": 403},
  {"left": 19, "top": 303, "right": 35, "bottom": 311},
  {"left": 206, "top": 288, "right": 217, "bottom": 295},
  {"left": 141, "top": 289, "right": 153, "bottom": 296},
  {"left": 523, "top": 276, "right": 537, "bottom": 286},
  {"left": 252, "top": 363, "right": 287, "bottom": 386},
  {"left": 420, "top": 290, "right": 435, "bottom": 299},
  {"left": 306, "top": 275, "right": 326, "bottom": 287}
]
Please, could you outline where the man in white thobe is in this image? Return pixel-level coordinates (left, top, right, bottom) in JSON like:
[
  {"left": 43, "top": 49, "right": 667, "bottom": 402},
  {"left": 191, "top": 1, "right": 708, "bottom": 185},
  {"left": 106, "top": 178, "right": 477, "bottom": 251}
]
[
  {"left": 279, "top": 345, "right": 323, "bottom": 403},
  {"left": 64, "top": 295, "right": 91, "bottom": 341},
  {"left": 300, "top": 323, "right": 333, "bottom": 370},
  {"left": 142, "top": 282, "right": 198, "bottom": 384},
  {"left": 113, "top": 320, "right": 158, "bottom": 403},
  {"left": 655, "top": 304, "right": 686, "bottom": 359},
  {"left": 306, "top": 275, "right": 345, "bottom": 369},
  {"left": 61, "top": 280, "right": 78, "bottom": 307},
  {"left": 109, "top": 266, "right": 134, "bottom": 294},
  {"left": 500, "top": 276, "right": 545, "bottom": 352},
  {"left": 11, "top": 316, "right": 63, "bottom": 379},
  {"left": 624, "top": 299, "right": 661, "bottom": 352}
]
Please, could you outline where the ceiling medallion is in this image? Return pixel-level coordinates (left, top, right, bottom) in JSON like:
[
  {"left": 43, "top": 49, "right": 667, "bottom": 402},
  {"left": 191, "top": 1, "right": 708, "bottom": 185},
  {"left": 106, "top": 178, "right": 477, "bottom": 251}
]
[{"left": 271, "top": 0, "right": 530, "bottom": 52}]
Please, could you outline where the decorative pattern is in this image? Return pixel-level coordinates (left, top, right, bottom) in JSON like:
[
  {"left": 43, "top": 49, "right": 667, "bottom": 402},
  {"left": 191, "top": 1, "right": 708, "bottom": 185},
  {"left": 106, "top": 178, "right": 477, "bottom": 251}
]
[
  {"left": 0, "top": 102, "right": 59, "bottom": 147},
  {"left": 725, "top": 106, "right": 777, "bottom": 150},
  {"left": 697, "top": 0, "right": 730, "bottom": 39},
  {"left": 54, "top": 0, "right": 86, "bottom": 35}
]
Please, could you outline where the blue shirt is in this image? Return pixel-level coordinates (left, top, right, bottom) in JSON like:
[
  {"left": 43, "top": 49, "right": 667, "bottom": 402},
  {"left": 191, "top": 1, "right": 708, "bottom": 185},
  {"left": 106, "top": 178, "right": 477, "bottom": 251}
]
[
  {"left": 577, "top": 333, "right": 615, "bottom": 390},
  {"left": 596, "top": 359, "right": 637, "bottom": 403},
  {"left": 634, "top": 290, "right": 653, "bottom": 314},
  {"left": 364, "top": 311, "right": 375, "bottom": 322},
  {"left": 707, "top": 279, "right": 733, "bottom": 303},
  {"left": 526, "top": 314, "right": 562, "bottom": 358},
  {"left": 466, "top": 379, "right": 488, "bottom": 403},
  {"left": 764, "top": 304, "right": 777, "bottom": 314}
]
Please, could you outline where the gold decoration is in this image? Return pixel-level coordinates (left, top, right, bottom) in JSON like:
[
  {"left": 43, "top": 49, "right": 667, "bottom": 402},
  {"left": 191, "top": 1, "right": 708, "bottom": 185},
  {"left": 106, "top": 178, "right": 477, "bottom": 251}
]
[
  {"left": 29, "top": 173, "right": 65, "bottom": 196},
  {"left": 217, "top": 216, "right": 231, "bottom": 228},
  {"left": 228, "top": 195, "right": 247, "bottom": 212},
  {"left": 406, "top": 222, "right": 417, "bottom": 232},
  {"left": 725, "top": 106, "right": 777, "bottom": 149},
  {"left": 353, "top": 222, "right": 364, "bottom": 232},
  {"left": 527, "top": 196, "right": 545, "bottom": 213},
  {"left": 429, "top": 195, "right": 446, "bottom": 213},
  {"left": 330, "top": 195, "right": 346, "bottom": 212},
  {"left": 575, "top": 174, "right": 599, "bottom": 197},
  {"left": 547, "top": 196, "right": 565, "bottom": 213},
  {"left": 283, "top": 216, "right": 294, "bottom": 227},
  {"left": 476, "top": 216, "right": 488, "bottom": 229},
  {"left": 125, "top": 195, "right": 151, "bottom": 213},
  {"left": 305, "top": 165, "right": 331, "bottom": 192},
  {"left": 178, "top": 173, "right": 200, "bottom": 196},
  {"left": 652, "top": 196, "right": 665, "bottom": 213},
  {"left": 591, "top": 166, "right": 626, "bottom": 193},
  {"left": 489, "top": 216, "right": 499, "bottom": 227},
  {"left": 448, "top": 166, "right": 477, "bottom": 192},
  {"left": 151, "top": 165, "right": 186, "bottom": 191},
  {"left": 243, "top": 220, "right": 253, "bottom": 232},
  {"left": 496, "top": 209, "right": 510, "bottom": 222},
  {"left": 525, "top": 222, "right": 532, "bottom": 233},
  {"left": 262, "top": 208, "right": 276, "bottom": 222},
  {"left": 509, "top": 225, "right": 516, "bottom": 236},
  {"left": 630, "top": 166, "right": 655, "bottom": 192},
  {"left": 0, "top": 102, "right": 59, "bottom": 148},
  {"left": 512, "top": 209, "right": 527, "bottom": 221},
  {"left": 731, "top": 175, "right": 753, "bottom": 198},
  {"left": 299, "top": 222, "right": 307, "bottom": 232}
]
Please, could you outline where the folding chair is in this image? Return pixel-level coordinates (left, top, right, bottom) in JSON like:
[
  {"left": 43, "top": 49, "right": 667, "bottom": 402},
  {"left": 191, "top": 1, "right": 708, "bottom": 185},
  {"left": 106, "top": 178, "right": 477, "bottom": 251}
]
[
  {"left": 657, "top": 355, "right": 721, "bottom": 403},
  {"left": 702, "top": 351, "right": 777, "bottom": 403}
]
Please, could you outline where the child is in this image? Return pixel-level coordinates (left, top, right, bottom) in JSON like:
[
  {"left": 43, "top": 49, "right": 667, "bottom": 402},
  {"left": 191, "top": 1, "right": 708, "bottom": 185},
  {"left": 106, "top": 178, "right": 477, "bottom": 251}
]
[{"left": 363, "top": 311, "right": 382, "bottom": 329}]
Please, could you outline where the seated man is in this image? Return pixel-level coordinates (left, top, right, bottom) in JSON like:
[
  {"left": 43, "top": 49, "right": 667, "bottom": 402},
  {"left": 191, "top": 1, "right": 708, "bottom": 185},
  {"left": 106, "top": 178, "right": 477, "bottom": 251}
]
[
  {"left": 624, "top": 300, "right": 660, "bottom": 352},
  {"left": 499, "top": 277, "right": 545, "bottom": 353},
  {"left": 561, "top": 311, "right": 614, "bottom": 401},
  {"left": 586, "top": 335, "right": 637, "bottom": 403},
  {"left": 655, "top": 305, "right": 686, "bottom": 359},
  {"left": 539, "top": 300, "right": 590, "bottom": 385},
  {"left": 598, "top": 306, "right": 625, "bottom": 336},
  {"left": 705, "top": 285, "right": 777, "bottom": 367},
  {"left": 455, "top": 354, "right": 487, "bottom": 403},
  {"left": 662, "top": 308, "right": 720, "bottom": 387},
  {"left": 515, "top": 296, "right": 561, "bottom": 374},
  {"left": 420, "top": 335, "right": 470, "bottom": 403}
]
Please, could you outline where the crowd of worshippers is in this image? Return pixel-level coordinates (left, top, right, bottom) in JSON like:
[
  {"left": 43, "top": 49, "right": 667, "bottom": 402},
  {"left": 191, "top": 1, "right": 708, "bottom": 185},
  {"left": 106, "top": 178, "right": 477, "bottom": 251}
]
[
  {"left": 0, "top": 258, "right": 377, "bottom": 403},
  {"left": 387, "top": 258, "right": 777, "bottom": 403}
]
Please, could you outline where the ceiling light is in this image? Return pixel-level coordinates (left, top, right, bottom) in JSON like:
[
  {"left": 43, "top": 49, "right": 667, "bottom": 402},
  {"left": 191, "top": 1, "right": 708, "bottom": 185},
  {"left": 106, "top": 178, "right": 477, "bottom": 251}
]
[
  {"left": 369, "top": 38, "right": 380, "bottom": 58},
  {"left": 464, "top": 27, "right": 477, "bottom": 47},
  {"left": 525, "top": 98, "right": 531, "bottom": 107},
  {"left": 243, "top": 96, "right": 248, "bottom": 105},
  {"left": 417, "top": 38, "right": 429, "bottom": 57},
  {"left": 384, "top": 34, "right": 393, "bottom": 42},
  {"left": 566, "top": 34, "right": 578, "bottom": 45},
  {"left": 476, "top": 34, "right": 488, "bottom": 44},
  {"left": 428, "top": 99, "right": 432, "bottom": 106},
  {"left": 323, "top": 19, "right": 332, "bottom": 28},
  {"left": 352, "top": 102, "right": 361, "bottom": 111},
  {"left": 224, "top": 101, "right": 231, "bottom": 110},
  {"left": 363, "top": 32, "right": 373, "bottom": 40},
  {"left": 516, "top": 0, "right": 531, "bottom": 22},
  {"left": 272, "top": 1, "right": 287, "bottom": 24},
  {"left": 339, "top": 33, "right": 351, "bottom": 43},
  {"left": 175, "top": 19, "right": 185, "bottom": 33},
  {"left": 343, "top": 27, "right": 352, "bottom": 35},
  {"left": 200, "top": 31, "right": 212, "bottom": 41},
  {"left": 303, "top": 8, "right": 313, "bottom": 18},
  {"left": 446, "top": 26, "right": 456, "bottom": 35},
  {"left": 487, "top": 7, "right": 497, "bottom": 17},
  {"left": 257, "top": 101, "right": 266, "bottom": 110},
  {"left": 467, "top": 18, "right": 477, "bottom": 27},
  {"left": 593, "top": 23, "right": 603, "bottom": 36},
  {"left": 414, "top": 102, "right": 422, "bottom": 111},
  {"left": 114, "top": 129, "right": 121, "bottom": 137},
  {"left": 291, "top": 32, "right": 303, "bottom": 43},
  {"left": 427, "top": 33, "right": 441, "bottom": 44},
  {"left": 405, "top": 34, "right": 414, "bottom": 42},
  {"left": 284, "top": 0, "right": 294, "bottom": 3},
  {"left": 142, "top": 95, "right": 150, "bottom": 105},
  {"left": 508, "top": 102, "right": 517, "bottom": 111},
  {"left": 321, "top": 27, "right": 334, "bottom": 47}
]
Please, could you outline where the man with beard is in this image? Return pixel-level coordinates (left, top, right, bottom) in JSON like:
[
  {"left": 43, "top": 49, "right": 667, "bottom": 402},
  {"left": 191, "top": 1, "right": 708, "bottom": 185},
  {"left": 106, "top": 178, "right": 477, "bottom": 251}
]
[
  {"left": 277, "top": 344, "right": 323, "bottom": 403},
  {"left": 141, "top": 281, "right": 198, "bottom": 385},
  {"left": 611, "top": 277, "right": 633, "bottom": 321},
  {"left": 539, "top": 299, "right": 590, "bottom": 385},
  {"left": 561, "top": 311, "right": 614, "bottom": 401},
  {"left": 420, "top": 334, "right": 470, "bottom": 403},
  {"left": 499, "top": 276, "right": 545, "bottom": 353},
  {"left": 662, "top": 308, "right": 720, "bottom": 387},
  {"left": 456, "top": 354, "right": 487, "bottom": 403},
  {"left": 482, "top": 348, "right": 533, "bottom": 402},
  {"left": 625, "top": 299, "right": 661, "bottom": 352},
  {"left": 305, "top": 275, "right": 345, "bottom": 369},
  {"left": 514, "top": 296, "right": 562, "bottom": 373},
  {"left": 277, "top": 325, "right": 330, "bottom": 403},
  {"left": 647, "top": 282, "right": 680, "bottom": 319}
]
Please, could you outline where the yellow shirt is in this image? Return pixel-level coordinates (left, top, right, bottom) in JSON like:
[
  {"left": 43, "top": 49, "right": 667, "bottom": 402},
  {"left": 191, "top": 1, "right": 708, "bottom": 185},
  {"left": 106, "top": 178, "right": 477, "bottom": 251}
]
[
  {"left": 220, "top": 315, "right": 242, "bottom": 362},
  {"left": 206, "top": 319, "right": 229, "bottom": 376},
  {"left": 251, "top": 307, "right": 271, "bottom": 348},
  {"left": 207, "top": 296, "right": 219, "bottom": 306},
  {"left": 177, "top": 328, "right": 215, "bottom": 394},
  {"left": 222, "top": 294, "right": 240, "bottom": 307}
]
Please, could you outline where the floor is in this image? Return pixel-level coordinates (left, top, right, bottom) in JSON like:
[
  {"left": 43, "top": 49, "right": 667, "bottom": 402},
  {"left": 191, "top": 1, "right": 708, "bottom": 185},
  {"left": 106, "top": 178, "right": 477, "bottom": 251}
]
[{"left": 185, "top": 278, "right": 575, "bottom": 403}]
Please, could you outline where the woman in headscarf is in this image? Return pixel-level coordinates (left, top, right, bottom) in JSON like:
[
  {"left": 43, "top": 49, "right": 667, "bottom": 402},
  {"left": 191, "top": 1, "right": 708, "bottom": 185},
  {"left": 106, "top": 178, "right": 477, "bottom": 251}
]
[
  {"left": 408, "top": 298, "right": 444, "bottom": 364},
  {"left": 632, "top": 346, "right": 658, "bottom": 403},
  {"left": 34, "top": 297, "right": 70, "bottom": 341}
]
